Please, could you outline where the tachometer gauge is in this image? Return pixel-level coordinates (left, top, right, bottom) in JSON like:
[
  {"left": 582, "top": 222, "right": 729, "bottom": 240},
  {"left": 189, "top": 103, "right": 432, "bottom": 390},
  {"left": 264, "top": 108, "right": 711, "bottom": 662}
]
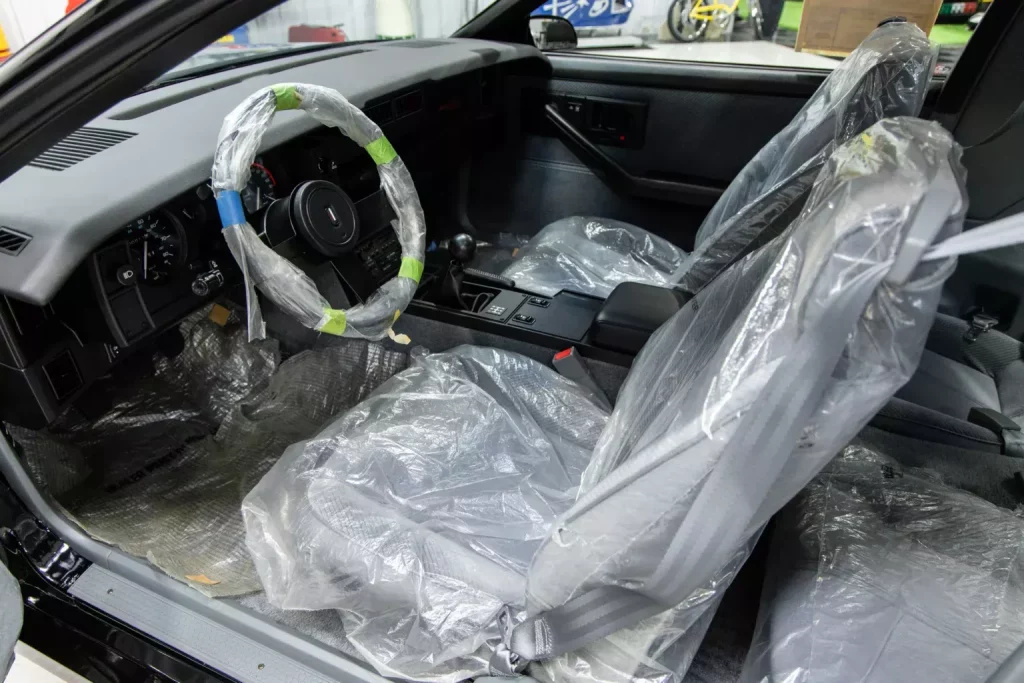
[
  {"left": 241, "top": 162, "right": 277, "bottom": 214},
  {"left": 125, "top": 211, "right": 187, "bottom": 284}
]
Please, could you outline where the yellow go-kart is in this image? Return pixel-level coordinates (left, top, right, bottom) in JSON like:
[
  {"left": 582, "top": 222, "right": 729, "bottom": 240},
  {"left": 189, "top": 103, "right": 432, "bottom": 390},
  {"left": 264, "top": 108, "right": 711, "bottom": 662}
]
[{"left": 667, "top": 0, "right": 767, "bottom": 42}]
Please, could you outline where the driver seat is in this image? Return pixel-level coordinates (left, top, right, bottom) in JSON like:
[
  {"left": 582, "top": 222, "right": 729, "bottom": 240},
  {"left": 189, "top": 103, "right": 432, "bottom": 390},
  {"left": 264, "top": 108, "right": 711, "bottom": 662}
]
[
  {"left": 500, "top": 20, "right": 935, "bottom": 299},
  {"left": 242, "top": 118, "right": 966, "bottom": 683}
]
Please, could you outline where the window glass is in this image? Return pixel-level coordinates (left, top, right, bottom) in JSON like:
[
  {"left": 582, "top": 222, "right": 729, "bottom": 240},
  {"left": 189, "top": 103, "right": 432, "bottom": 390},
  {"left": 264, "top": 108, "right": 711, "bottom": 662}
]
[
  {"left": 531, "top": 0, "right": 986, "bottom": 73},
  {"left": 0, "top": 0, "right": 499, "bottom": 70},
  {"left": 0, "top": 0, "right": 982, "bottom": 76}
]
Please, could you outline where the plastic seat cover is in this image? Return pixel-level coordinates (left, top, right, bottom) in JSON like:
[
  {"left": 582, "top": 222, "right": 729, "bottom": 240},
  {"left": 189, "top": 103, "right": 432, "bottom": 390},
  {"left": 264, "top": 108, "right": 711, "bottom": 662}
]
[
  {"left": 242, "top": 117, "right": 966, "bottom": 683},
  {"left": 500, "top": 21, "right": 935, "bottom": 300}
]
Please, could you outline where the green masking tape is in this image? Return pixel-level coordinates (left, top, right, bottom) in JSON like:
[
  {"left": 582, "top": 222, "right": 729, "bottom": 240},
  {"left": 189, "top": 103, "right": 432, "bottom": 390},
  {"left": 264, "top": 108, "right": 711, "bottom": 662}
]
[
  {"left": 271, "top": 84, "right": 302, "bottom": 111},
  {"left": 319, "top": 308, "right": 347, "bottom": 335},
  {"left": 364, "top": 137, "right": 397, "bottom": 166},
  {"left": 398, "top": 256, "right": 424, "bottom": 283}
]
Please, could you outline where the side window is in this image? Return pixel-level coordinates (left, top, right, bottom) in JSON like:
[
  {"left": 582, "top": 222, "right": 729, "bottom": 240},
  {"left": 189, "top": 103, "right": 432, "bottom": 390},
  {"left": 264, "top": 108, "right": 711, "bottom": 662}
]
[{"left": 530, "top": 0, "right": 984, "bottom": 72}]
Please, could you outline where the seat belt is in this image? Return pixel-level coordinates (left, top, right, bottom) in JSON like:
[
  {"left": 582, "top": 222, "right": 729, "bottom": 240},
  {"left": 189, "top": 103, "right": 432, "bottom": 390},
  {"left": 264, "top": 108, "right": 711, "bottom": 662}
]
[
  {"left": 492, "top": 255, "right": 896, "bottom": 676},
  {"left": 670, "top": 163, "right": 819, "bottom": 297},
  {"left": 491, "top": 172, "right": 1024, "bottom": 678},
  {"left": 964, "top": 312, "right": 999, "bottom": 343},
  {"left": 551, "top": 347, "right": 612, "bottom": 411},
  {"left": 921, "top": 211, "right": 1024, "bottom": 262}
]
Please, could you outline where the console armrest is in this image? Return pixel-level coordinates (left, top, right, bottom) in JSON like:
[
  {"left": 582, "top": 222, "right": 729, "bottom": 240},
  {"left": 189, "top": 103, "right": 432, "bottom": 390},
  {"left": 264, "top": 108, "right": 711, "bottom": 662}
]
[{"left": 591, "top": 282, "right": 691, "bottom": 354}]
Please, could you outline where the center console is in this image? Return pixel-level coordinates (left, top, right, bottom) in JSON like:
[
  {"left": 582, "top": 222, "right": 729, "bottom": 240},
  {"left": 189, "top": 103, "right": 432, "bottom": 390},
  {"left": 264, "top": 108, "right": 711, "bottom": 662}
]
[{"left": 403, "top": 233, "right": 663, "bottom": 368}]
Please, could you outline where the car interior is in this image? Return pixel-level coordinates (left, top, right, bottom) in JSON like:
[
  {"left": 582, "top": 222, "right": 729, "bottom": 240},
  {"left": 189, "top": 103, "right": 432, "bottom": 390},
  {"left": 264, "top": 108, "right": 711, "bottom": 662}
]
[{"left": 3, "top": 0, "right": 1024, "bottom": 681}]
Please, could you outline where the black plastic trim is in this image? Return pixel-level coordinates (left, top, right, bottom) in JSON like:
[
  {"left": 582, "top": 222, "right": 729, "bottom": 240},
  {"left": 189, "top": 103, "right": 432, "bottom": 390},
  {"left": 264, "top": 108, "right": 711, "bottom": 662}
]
[
  {"left": 407, "top": 300, "right": 634, "bottom": 367},
  {"left": 934, "top": 0, "right": 1024, "bottom": 126},
  {"left": 452, "top": 0, "right": 536, "bottom": 43}
]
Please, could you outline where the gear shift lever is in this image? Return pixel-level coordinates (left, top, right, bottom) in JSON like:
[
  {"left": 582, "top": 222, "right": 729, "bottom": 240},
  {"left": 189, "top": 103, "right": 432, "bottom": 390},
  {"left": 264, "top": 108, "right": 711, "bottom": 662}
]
[
  {"left": 448, "top": 233, "right": 477, "bottom": 265},
  {"left": 441, "top": 233, "right": 479, "bottom": 311},
  {"left": 439, "top": 233, "right": 515, "bottom": 311}
]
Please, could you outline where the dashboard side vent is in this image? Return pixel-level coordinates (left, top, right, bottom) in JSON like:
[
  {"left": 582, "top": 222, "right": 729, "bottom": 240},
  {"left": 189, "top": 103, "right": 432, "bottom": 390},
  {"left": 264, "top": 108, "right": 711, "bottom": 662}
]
[
  {"left": 366, "top": 101, "right": 394, "bottom": 125},
  {"left": 395, "top": 90, "right": 423, "bottom": 118},
  {"left": 28, "top": 127, "right": 136, "bottom": 171},
  {"left": 0, "top": 227, "right": 30, "bottom": 256}
]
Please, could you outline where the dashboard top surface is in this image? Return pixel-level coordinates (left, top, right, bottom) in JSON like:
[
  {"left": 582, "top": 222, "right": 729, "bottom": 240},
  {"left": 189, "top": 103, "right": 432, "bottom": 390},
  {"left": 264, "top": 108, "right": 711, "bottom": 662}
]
[{"left": 0, "top": 38, "right": 541, "bottom": 306}]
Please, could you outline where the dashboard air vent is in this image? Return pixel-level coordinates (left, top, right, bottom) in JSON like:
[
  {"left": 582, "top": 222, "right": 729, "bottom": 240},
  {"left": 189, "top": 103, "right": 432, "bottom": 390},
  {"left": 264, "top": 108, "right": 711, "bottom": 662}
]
[
  {"left": 0, "top": 227, "right": 30, "bottom": 256},
  {"left": 28, "top": 127, "right": 136, "bottom": 171},
  {"left": 395, "top": 90, "right": 423, "bottom": 118},
  {"left": 366, "top": 100, "right": 394, "bottom": 124}
]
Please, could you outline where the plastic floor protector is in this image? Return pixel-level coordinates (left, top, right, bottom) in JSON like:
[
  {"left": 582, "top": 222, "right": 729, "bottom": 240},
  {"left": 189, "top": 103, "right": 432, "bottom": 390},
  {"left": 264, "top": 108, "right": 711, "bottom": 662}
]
[{"left": 6, "top": 310, "right": 409, "bottom": 596}]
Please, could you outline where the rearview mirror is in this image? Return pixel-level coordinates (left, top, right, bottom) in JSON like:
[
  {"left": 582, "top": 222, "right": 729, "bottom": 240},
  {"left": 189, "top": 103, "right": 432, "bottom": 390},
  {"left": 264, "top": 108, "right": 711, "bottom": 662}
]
[{"left": 529, "top": 16, "right": 578, "bottom": 51}]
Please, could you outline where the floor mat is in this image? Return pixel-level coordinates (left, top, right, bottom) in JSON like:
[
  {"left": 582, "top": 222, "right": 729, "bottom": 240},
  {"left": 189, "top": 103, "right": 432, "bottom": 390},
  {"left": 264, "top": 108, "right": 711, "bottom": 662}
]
[{"left": 8, "top": 312, "right": 409, "bottom": 596}]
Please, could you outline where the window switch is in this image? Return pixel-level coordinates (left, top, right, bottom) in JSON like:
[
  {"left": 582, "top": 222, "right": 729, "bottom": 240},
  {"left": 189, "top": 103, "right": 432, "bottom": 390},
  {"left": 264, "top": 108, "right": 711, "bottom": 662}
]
[
  {"left": 528, "top": 297, "right": 550, "bottom": 308},
  {"left": 513, "top": 314, "right": 535, "bottom": 325}
]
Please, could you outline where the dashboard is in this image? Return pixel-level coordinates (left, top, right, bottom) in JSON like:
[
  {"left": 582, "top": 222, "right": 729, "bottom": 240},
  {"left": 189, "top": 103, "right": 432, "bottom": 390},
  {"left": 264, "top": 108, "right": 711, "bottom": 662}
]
[
  {"left": 89, "top": 126, "right": 414, "bottom": 349},
  {"left": 91, "top": 185, "right": 231, "bottom": 347},
  {"left": 0, "top": 38, "right": 546, "bottom": 428}
]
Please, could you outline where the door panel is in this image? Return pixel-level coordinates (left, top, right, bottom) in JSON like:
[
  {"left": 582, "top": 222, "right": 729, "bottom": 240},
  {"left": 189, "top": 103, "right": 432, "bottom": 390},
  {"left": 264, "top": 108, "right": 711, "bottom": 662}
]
[{"left": 468, "top": 55, "right": 824, "bottom": 249}]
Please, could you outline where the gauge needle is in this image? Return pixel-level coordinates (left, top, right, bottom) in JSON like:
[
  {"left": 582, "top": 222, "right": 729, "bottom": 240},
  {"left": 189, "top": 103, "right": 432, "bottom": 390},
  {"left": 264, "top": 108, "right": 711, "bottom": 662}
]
[{"left": 143, "top": 239, "right": 148, "bottom": 280}]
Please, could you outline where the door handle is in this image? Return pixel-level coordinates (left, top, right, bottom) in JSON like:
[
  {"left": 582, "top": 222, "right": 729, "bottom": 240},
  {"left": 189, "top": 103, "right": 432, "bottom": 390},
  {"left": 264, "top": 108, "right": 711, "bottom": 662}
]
[{"left": 544, "top": 104, "right": 722, "bottom": 207}]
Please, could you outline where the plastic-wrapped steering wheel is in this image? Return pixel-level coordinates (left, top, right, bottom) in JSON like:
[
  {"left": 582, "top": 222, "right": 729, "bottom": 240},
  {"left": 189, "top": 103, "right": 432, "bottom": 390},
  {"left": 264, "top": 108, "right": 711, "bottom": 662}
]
[{"left": 211, "top": 83, "right": 426, "bottom": 341}]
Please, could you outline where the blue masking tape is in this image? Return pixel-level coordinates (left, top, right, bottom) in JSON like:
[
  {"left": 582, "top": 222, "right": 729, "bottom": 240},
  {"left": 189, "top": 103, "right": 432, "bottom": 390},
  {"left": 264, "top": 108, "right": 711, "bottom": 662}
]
[{"left": 216, "top": 191, "right": 246, "bottom": 229}]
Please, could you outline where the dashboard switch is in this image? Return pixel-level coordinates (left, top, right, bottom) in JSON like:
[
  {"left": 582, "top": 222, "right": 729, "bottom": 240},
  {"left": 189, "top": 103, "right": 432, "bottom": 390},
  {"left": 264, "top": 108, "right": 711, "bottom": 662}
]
[
  {"left": 192, "top": 264, "right": 225, "bottom": 297},
  {"left": 115, "top": 265, "right": 137, "bottom": 287},
  {"left": 528, "top": 297, "right": 549, "bottom": 308},
  {"left": 513, "top": 314, "right": 535, "bottom": 325}
]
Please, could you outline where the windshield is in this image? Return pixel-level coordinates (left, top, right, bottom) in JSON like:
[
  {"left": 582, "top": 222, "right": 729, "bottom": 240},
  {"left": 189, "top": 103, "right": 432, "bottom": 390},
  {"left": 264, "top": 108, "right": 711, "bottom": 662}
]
[
  {"left": 0, "top": 0, "right": 978, "bottom": 81},
  {"left": 0, "top": 0, "right": 499, "bottom": 78},
  {"left": 164, "top": 0, "right": 501, "bottom": 81}
]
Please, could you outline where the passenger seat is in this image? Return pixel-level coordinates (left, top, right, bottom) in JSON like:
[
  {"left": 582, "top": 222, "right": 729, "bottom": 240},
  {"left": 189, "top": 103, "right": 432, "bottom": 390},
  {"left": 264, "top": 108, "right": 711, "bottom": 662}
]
[
  {"left": 902, "top": 313, "right": 1024, "bottom": 420},
  {"left": 873, "top": 312, "right": 1024, "bottom": 456},
  {"left": 500, "top": 20, "right": 936, "bottom": 298}
]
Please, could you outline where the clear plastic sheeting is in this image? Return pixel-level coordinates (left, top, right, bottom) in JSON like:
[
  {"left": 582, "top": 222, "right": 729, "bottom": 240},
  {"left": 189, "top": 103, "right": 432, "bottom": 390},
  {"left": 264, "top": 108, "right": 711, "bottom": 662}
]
[
  {"left": 212, "top": 83, "right": 426, "bottom": 341},
  {"left": 741, "top": 440, "right": 1024, "bottom": 683},
  {"left": 500, "top": 217, "right": 688, "bottom": 298},
  {"left": 533, "top": 592, "right": 729, "bottom": 683},
  {"left": 673, "top": 165, "right": 816, "bottom": 297},
  {"left": 242, "top": 117, "right": 966, "bottom": 682},
  {"left": 8, "top": 312, "right": 410, "bottom": 596},
  {"left": 8, "top": 311, "right": 279, "bottom": 499},
  {"left": 524, "top": 116, "right": 965, "bottom": 683},
  {"left": 500, "top": 21, "right": 934, "bottom": 302},
  {"left": 693, "top": 21, "right": 935, "bottom": 250},
  {"left": 243, "top": 345, "right": 611, "bottom": 681}
]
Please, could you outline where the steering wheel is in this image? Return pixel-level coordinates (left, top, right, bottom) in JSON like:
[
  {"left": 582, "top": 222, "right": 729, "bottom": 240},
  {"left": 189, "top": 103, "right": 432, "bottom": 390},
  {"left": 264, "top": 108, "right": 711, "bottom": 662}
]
[{"left": 211, "top": 83, "right": 426, "bottom": 341}]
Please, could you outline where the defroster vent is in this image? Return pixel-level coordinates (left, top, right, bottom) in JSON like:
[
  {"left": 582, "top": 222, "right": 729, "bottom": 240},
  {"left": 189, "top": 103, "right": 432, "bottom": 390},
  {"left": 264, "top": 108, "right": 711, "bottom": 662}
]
[{"left": 28, "top": 127, "right": 136, "bottom": 171}]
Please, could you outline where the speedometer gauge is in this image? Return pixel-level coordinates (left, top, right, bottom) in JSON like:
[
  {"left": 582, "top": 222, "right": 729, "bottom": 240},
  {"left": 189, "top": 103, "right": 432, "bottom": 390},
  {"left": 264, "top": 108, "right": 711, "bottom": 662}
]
[
  {"left": 125, "top": 211, "right": 187, "bottom": 284},
  {"left": 241, "top": 162, "right": 277, "bottom": 214}
]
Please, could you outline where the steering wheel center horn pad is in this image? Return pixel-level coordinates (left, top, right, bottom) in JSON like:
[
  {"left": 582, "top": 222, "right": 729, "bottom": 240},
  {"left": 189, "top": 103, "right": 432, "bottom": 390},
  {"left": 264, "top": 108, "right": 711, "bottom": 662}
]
[{"left": 211, "top": 83, "right": 425, "bottom": 341}]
